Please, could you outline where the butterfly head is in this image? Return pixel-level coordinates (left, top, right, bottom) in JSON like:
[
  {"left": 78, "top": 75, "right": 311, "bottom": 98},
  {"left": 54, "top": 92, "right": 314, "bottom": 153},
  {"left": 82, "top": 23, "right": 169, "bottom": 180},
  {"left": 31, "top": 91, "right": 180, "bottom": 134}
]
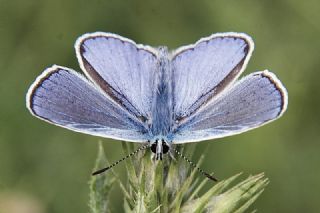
[{"left": 150, "top": 139, "right": 170, "bottom": 160}]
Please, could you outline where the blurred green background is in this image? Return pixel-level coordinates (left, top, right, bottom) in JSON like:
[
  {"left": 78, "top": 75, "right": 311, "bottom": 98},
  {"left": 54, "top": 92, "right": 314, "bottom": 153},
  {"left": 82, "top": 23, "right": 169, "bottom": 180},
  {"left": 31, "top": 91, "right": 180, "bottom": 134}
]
[{"left": 0, "top": 0, "right": 319, "bottom": 212}]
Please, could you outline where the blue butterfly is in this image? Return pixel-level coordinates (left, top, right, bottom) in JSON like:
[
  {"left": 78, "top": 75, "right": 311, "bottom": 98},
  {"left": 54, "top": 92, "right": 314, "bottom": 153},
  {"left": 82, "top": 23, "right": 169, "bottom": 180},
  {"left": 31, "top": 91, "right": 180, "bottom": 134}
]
[{"left": 26, "top": 32, "right": 288, "bottom": 172}]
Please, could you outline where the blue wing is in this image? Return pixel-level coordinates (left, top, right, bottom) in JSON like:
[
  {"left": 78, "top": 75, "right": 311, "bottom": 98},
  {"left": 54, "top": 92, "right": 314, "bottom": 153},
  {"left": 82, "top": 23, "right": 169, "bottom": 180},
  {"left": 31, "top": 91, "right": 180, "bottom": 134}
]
[
  {"left": 26, "top": 65, "right": 149, "bottom": 142},
  {"left": 172, "top": 71, "right": 288, "bottom": 143},
  {"left": 75, "top": 32, "right": 158, "bottom": 123},
  {"left": 171, "top": 33, "right": 254, "bottom": 123}
]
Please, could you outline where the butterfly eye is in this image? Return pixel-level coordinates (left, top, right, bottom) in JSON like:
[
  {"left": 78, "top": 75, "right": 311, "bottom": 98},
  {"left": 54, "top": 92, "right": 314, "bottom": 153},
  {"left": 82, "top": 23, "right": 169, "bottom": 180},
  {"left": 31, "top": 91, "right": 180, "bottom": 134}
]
[
  {"left": 162, "top": 141, "right": 169, "bottom": 154},
  {"left": 151, "top": 142, "right": 157, "bottom": 153}
]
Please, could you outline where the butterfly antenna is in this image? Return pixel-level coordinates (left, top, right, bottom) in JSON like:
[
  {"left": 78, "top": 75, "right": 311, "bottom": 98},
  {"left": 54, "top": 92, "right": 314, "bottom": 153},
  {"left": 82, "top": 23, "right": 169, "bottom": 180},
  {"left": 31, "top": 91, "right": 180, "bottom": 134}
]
[
  {"left": 92, "top": 143, "right": 150, "bottom": 176},
  {"left": 172, "top": 148, "right": 218, "bottom": 182}
]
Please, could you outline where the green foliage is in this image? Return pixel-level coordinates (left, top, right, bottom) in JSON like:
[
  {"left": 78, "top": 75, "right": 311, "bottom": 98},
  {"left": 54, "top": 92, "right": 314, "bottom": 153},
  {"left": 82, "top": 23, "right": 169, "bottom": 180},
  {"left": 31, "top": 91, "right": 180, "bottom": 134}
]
[{"left": 89, "top": 143, "right": 268, "bottom": 213}]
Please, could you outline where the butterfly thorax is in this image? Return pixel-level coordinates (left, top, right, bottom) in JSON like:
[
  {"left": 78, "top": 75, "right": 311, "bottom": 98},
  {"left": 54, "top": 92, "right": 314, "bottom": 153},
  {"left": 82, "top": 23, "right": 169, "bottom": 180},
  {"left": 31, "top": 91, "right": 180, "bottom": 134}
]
[{"left": 149, "top": 47, "right": 174, "bottom": 142}]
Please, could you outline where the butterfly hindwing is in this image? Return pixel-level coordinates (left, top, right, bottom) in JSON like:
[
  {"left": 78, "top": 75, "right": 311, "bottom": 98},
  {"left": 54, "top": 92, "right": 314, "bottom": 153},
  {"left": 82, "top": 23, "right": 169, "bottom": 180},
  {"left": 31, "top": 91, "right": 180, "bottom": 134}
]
[
  {"left": 172, "top": 71, "right": 288, "bottom": 143},
  {"left": 26, "top": 66, "right": 149, "bottom": 142}
]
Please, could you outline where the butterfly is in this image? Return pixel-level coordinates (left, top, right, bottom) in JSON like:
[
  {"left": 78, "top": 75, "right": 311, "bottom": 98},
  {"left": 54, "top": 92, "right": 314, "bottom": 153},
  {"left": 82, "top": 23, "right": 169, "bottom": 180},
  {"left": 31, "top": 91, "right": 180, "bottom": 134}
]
[{"left": 26, "top": 32, "right": 288, "bottom": 165}]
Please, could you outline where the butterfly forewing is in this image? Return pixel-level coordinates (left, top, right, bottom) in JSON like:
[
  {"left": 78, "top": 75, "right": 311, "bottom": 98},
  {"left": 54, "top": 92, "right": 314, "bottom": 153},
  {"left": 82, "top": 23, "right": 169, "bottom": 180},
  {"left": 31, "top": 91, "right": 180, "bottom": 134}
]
[
  {"left": 172, "top": 71, "right": 288, "bottom": 143},
  {"left": 171, "top": 33, "right": 254, "bottom": 122},
  {"left": 26, "top": 66, "right": 149, "bottom": 142},
  {"left": 76, "top": 32, "right": 158, "bottom": 123}
]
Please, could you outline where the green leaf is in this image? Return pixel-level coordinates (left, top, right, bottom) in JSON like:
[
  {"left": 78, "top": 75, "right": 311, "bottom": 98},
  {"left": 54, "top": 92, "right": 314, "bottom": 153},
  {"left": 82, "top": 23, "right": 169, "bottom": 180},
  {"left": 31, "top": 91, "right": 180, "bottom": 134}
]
[
  {"left": 88, "top": 142, "right": 116, "bottom": 213},
  {"left": 205, "top": 173, "right": 269, "bottom": 213}
]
